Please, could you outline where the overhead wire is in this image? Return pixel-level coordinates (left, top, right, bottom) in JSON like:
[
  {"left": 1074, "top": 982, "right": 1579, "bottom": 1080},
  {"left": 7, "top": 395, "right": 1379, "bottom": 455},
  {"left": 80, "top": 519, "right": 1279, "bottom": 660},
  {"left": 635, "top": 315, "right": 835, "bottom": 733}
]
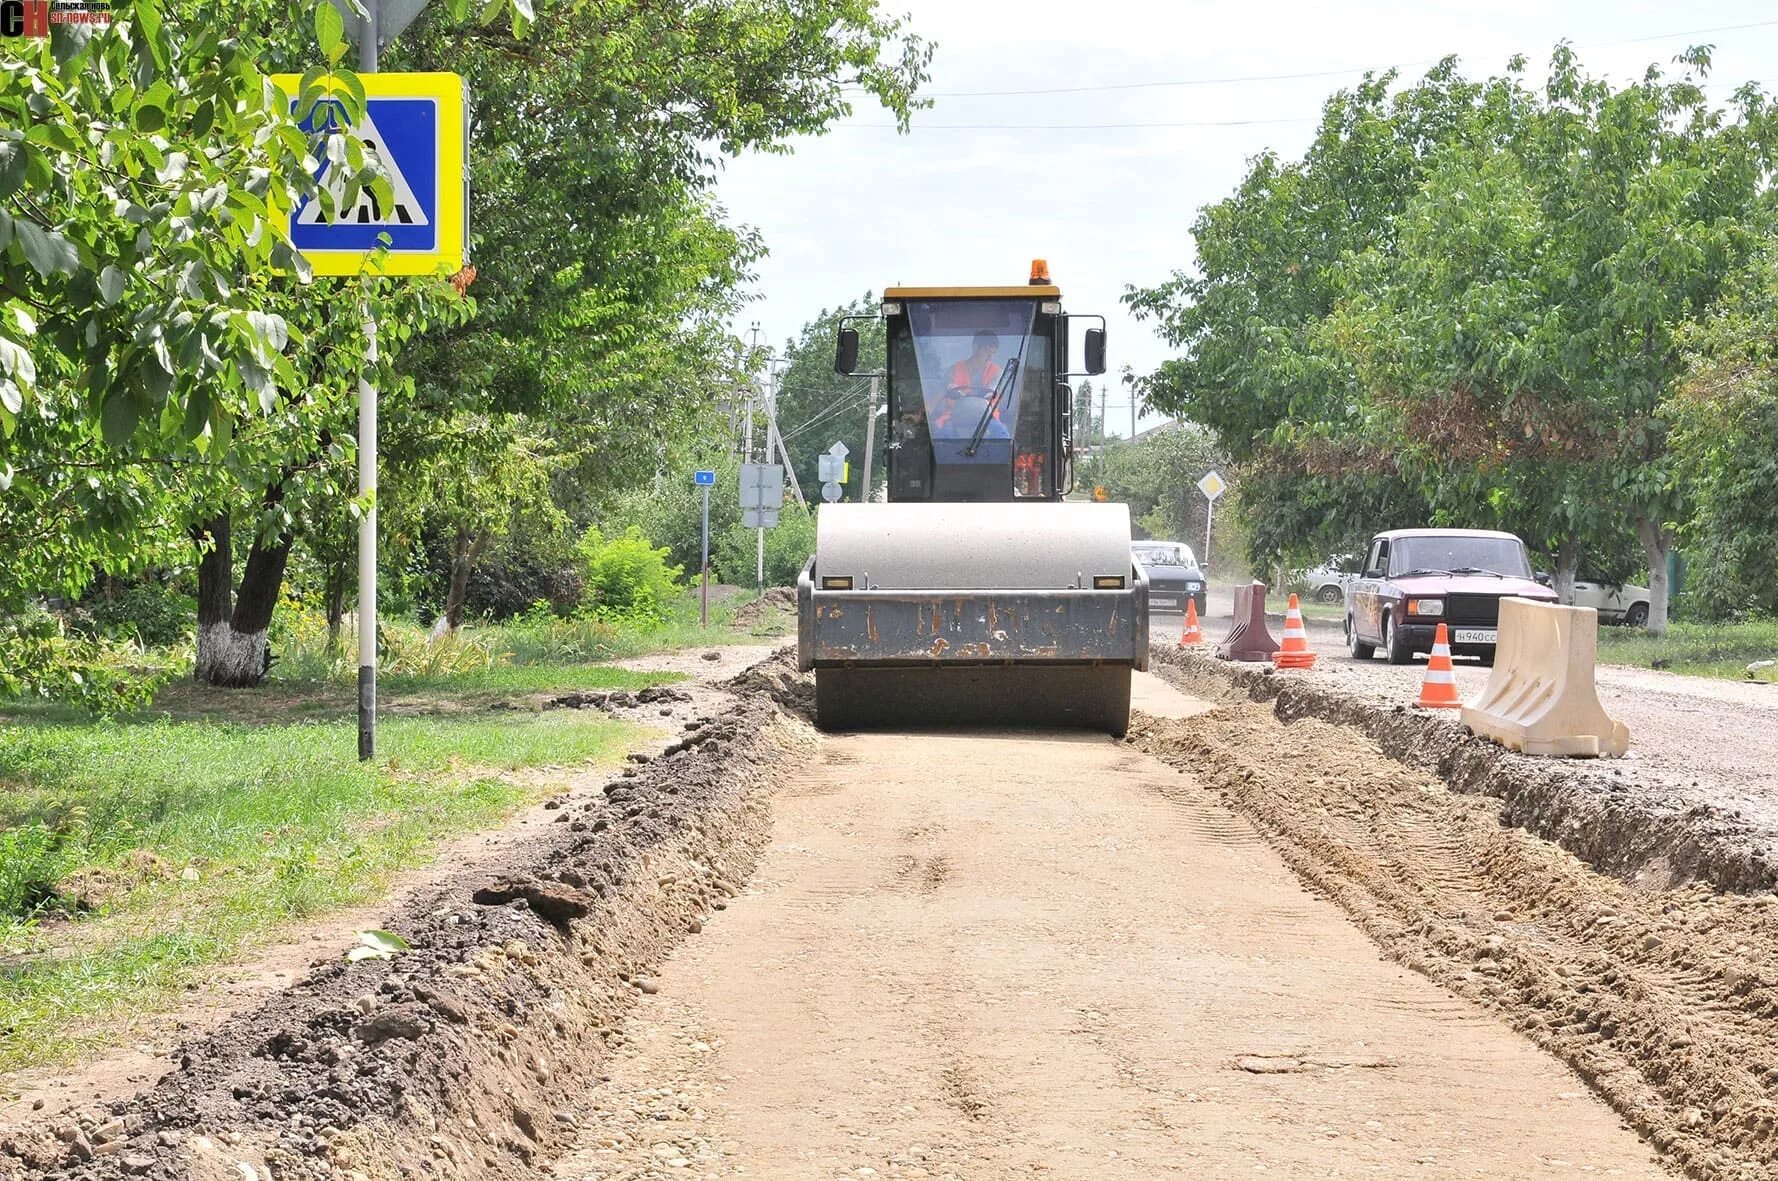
[
  {"left": 850, "top": 17, "right": 1778, "bottom": 101},
  {"left": 777, "top": 380, "right": 874, "bottom": 445}
]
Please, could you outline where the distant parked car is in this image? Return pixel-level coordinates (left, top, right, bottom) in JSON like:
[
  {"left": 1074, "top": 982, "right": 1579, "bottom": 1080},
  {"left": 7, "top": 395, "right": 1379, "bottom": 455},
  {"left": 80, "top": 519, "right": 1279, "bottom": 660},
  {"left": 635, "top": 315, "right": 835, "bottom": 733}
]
[
  {"left": 1344, "top": 528, "right": 1559, "bottom": 665},
  {"left": 1132, "top": 541, "right": 1208, "bottom": 615},
  {"left": 1569, "top": 578, "right": 1652, "bottom": 627},
  {"left": 1530, "top": 572, "right": 1653, "bottom": 627},
  {"left": 1296, "top": 552, "right": 1362, "bottom": 604}
]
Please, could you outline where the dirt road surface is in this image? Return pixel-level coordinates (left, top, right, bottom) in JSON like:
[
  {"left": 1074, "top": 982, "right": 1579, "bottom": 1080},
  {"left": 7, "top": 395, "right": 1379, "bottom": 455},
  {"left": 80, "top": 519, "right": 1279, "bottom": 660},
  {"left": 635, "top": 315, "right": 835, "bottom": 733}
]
[{"left": 551, "top": 672, "right": 1667, "bottom": 1180}]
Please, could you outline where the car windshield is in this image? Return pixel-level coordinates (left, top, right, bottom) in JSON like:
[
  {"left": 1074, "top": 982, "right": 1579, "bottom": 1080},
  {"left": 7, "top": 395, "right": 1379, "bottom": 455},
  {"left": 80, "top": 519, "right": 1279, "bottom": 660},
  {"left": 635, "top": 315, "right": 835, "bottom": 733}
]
[
  {"left": 1390, "top": 536, "right": 1531, "bottom": 579},
  {"left": 1134, "top": 544, "right": 1196, "bottom": 568}
]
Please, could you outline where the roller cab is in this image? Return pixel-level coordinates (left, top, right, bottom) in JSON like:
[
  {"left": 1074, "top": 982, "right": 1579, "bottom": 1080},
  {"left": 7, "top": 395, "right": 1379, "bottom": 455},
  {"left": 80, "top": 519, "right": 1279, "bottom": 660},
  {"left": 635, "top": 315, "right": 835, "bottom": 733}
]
[{"left": 799, "top": 264, "right": 1144, "bottom": 735}]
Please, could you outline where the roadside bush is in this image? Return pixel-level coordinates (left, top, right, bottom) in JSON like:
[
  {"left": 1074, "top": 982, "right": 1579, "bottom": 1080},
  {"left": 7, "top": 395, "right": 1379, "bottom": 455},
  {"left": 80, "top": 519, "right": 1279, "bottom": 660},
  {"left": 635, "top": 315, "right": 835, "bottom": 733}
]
[
  {"left": 0, "top": 823, "right": 76, "bottom": 917},
  {"left": 714, "top": 505, "right": 816, "bottom": 587},
  {"left": 78, "top": 580, "right": 195, "bottom": 649},
  {"left": 0, "top": 609, "right": 164, "bottom": 715},
  {"left": 492, "top": 602, "right": 625, "bottom": 664},
  {"left": 577, "top": 527, "right": 684, "bottom": 622}
]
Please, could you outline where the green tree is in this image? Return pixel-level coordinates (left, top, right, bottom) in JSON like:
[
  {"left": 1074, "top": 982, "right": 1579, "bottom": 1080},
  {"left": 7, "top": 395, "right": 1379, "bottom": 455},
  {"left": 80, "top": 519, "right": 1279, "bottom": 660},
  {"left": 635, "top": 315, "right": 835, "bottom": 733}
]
[
  {"left": 1668, "top": 238, "right": 1778, "bottom": 618},
  {"left": 769, "top": 296, "right": 885, "bottom": 500}
]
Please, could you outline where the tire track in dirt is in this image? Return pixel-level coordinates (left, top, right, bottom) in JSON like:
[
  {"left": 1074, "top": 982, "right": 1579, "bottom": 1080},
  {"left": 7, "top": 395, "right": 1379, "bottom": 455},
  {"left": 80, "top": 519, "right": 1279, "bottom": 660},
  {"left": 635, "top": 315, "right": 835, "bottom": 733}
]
[{"left": 1128, "top": 701, "right": 1778, "bottom": 1180}]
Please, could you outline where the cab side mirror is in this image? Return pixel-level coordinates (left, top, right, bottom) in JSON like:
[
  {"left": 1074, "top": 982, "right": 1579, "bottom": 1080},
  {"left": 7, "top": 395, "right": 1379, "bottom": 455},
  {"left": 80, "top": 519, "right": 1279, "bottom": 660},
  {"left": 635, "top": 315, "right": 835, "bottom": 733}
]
[
  {"left": 835, "top": 328, "right": 859, "bottom": 376},
  {"left": 1083, "top": 328, "right": 1107, "bottom": 375}
]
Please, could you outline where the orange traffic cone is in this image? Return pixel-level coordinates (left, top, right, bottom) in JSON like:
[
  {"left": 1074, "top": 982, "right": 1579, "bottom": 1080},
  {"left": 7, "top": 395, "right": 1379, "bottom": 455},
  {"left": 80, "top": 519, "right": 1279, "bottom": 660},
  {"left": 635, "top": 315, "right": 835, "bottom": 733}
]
[
  {"left": 1178, "top": 598, "right": 1204, "bottom": 646},
  {"left": 1416, "top": 622, "right": 1462, "bottom": 708},
  {"left": 1273, "top": 593, "right": 1316, "bottom": 669}
]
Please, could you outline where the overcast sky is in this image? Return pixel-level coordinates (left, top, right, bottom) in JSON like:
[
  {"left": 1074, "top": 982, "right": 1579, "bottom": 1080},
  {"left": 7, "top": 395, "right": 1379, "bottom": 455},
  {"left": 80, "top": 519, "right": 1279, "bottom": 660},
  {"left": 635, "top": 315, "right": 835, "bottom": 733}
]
[{"left": 716, "top": 1, "right": 1778, "bottom": 436}]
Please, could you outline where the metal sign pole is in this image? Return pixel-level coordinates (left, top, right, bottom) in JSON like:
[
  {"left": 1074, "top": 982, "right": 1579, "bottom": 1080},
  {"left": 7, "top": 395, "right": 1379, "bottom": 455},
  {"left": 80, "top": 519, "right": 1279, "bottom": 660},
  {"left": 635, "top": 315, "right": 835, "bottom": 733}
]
[
  {"left": 861, "top": 374, "right": 879, "bottom": 502},
  {"left": 700, "top": 482, "right": 710, "bottom": 628},
  {"left": 1204, "top": 496, "right": 1214, "bottom": 569},
  {"left": 356, "top": 0, "right": 380, "bottom": 762}
]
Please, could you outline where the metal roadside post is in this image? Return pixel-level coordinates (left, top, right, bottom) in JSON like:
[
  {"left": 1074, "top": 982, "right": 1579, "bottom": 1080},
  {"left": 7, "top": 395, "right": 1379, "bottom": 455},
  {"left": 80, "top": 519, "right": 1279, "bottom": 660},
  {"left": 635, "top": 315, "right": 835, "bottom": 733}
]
[
  {"left": 276, "top": 0, "right": 469, "bottom": 759},
  {"left": 356, "top": 1, "right": 379, "bottom": 763},
  {"left": 1198, "top": 470, "right": 1226, "bottom": 567},
  {"left": 695, "top": 469, "right": 716, "bottom": 626}
]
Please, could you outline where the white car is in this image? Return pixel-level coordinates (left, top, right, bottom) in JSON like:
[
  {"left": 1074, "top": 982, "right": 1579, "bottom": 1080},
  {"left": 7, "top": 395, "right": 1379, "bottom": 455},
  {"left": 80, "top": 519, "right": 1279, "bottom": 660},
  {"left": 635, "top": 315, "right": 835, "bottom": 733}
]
[
  {"left": 1568, "top": 579, "right": 1652, "bottom": 627},
  {"left": 1298, "top": 553, "right": 1362, "bottom": 604}
]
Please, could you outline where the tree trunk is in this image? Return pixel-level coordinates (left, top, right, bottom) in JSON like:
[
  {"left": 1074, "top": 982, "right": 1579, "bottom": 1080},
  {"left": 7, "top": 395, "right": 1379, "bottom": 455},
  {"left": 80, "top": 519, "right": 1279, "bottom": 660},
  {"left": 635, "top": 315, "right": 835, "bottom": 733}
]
[
  {"left": 1634, "top": 515, "right": 1673, "bottom": 636},
  {"left": 323, "top": 552, "right": 350, "bottom": 652},
  {"left": 193, "top": 509, "right": 295, "bottom": 687},
  {"left": 441, "top": 525, "right": 490, "bottom": 633},
  {"left": 1553, "top": 538, "right": 1579, "bottom": 606}
]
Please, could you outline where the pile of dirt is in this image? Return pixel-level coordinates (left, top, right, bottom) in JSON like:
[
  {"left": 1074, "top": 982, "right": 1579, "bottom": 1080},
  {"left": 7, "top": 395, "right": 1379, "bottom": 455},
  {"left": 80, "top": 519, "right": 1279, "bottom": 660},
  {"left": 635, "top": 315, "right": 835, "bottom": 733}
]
[
  {"left": 1128, "top": 701, "right": 1778, "bottom": 1180},
  {"left": 544, "top": 685, "right": 692, "bottom": 713},
  {"left": 2, "top": 664, "right": 811, "bottom": 1181},
  {"left": 729, "top": 586, "right": 795, "bottom": 634},
  {"left": 1152, "top": 646, "right": 1778, "bottom": 896}
]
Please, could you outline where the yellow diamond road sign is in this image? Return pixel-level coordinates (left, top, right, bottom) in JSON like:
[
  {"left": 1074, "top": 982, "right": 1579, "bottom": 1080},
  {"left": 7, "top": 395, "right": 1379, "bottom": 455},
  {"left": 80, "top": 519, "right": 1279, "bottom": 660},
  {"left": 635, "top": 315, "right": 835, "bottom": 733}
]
[{"left": 1197, "top": 471, "right": 1226, "bottom": 501}]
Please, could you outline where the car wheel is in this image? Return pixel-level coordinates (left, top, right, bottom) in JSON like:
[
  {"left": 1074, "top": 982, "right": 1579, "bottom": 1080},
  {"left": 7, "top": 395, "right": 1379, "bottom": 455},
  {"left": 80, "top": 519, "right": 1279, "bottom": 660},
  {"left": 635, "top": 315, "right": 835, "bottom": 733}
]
[
  {"left": 1383, "top": 612, "right": 1413, "bottom": 665},
  {"left": 1624, "top": 602, "right": 1649, "bottom": 628},
  {"left": 1315, "top": 583, "right": 1342, "bottom": 604},
  {"left": 1347, "top": 615, "right": 1375, "bottom": 660}
]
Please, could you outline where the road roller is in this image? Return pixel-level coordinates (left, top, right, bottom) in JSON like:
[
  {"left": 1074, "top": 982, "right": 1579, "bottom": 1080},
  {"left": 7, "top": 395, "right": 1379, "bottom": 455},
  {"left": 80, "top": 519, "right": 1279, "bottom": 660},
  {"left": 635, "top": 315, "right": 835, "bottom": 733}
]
[{"left": 795, "top": 261, "right": 1148, "bottom": 735}]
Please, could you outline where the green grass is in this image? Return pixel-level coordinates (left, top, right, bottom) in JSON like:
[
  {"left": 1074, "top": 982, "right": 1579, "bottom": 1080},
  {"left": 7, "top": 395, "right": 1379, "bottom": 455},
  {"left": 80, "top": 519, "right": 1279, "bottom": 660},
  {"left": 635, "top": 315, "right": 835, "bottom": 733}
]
[
  {"left": 1597, "top": 618, "right": 1778, "bottom": 683},
  {"left": 0, "top": 697, "right": 645, "bottom": 1071}
]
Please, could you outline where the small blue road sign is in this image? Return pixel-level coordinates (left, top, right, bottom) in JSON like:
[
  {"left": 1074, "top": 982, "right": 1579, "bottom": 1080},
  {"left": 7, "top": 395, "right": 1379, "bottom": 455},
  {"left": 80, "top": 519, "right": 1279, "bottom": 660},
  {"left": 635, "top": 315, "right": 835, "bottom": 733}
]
[
  {"left": 694, "top": 469, "right": 717, "bottom": 487},
  {"left": 271, "top": 73, "right": 467, "bottom": 277}
]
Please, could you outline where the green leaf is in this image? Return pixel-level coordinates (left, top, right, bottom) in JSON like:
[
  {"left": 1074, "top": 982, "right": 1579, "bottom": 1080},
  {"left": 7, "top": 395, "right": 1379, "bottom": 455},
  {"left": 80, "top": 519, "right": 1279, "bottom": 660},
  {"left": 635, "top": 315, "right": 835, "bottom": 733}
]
[
  {"left": 181, "top": 385, "right": 211, "bottom": 441},
  {"left": 346, "top": 929, "right": 411, "bottom": 960},
  {"left": 0, "top": 139, "right": 29, "bottom": 200},
  {"left": 97, "top": 265, "right": 125, "bottom": 307},
  {"left": 134, "top": 0, "right": 168, "bottom": 73},
  {"left": 14, "top": 220, "right": 80, "bottom": 279},
  {"left": 316, "top": 2, "right": 347, "bottom": 64},
  {"left": 99, "top": 393, "right": 140, "bottom": 447}
]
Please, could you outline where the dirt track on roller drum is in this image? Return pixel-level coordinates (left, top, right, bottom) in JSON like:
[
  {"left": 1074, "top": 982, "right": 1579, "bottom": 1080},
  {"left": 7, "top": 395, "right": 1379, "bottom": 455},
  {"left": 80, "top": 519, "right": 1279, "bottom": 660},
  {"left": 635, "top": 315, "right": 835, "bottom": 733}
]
[{"left": 12, "top": 651, "right": 1778, "bottom": 1180}]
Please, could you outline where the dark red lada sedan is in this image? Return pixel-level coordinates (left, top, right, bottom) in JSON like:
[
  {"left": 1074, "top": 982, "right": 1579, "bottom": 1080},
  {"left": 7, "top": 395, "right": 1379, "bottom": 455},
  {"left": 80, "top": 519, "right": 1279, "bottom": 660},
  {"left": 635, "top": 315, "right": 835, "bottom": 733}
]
[{"left": 1344, "top": 528, "right": 1559, "bottom": 665}]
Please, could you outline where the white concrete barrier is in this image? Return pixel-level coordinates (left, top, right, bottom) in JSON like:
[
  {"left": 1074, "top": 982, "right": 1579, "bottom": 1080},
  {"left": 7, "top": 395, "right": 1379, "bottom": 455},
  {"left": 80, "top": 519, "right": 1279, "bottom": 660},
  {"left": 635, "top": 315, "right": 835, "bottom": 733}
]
[{"left": 1461, "top": 598, "right": 1630, "bottom": 758}]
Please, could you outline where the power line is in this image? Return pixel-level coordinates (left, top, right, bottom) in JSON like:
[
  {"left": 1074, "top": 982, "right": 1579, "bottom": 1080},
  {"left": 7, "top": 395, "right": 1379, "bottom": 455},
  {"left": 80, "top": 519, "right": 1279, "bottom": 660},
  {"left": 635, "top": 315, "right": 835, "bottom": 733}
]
[
  {"left": 842, "top": 117, "right": 1312, "bottom": 131},
  {"left": 894, "top": 18, "right": 1778, "bottom": 100},
  {"left": 779, "top": 383, "right": 872, "bottom": 445}
]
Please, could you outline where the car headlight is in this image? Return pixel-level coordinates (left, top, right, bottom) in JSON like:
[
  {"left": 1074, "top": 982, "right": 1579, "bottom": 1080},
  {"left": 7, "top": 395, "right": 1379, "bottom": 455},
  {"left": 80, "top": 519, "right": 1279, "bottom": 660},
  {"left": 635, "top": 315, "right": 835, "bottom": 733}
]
[{"left": 1407, "top": 598, "right": 1443, "bottom": 616}]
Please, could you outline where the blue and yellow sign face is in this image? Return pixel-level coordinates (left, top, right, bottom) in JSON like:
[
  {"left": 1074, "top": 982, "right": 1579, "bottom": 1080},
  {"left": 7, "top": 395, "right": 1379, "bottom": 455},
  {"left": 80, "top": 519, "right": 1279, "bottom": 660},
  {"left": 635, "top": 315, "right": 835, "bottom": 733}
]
[{"left": 271, "top": 72, "right": 467, "bottom": 277}]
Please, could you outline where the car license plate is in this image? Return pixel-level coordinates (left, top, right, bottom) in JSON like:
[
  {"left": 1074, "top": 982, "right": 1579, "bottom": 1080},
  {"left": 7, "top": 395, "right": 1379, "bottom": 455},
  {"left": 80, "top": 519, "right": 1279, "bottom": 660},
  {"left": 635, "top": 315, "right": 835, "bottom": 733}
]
[{"left": 1452, "top": 628, "right": 1497, "bottom": 645}]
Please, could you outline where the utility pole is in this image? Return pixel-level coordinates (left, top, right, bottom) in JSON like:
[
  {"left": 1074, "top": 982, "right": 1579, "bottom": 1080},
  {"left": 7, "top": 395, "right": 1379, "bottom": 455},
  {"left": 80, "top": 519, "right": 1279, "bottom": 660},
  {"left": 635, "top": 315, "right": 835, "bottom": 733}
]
[
  {"left": 356, "top": 0, "right": 380, "bottom": 762},
  {"left": 860, "top": 374, "right": 879, "bottom": 502},
  {"left": 1099, "top": 380, "right": 1109, "bottom": 441},
  {"left": 1128, "top": 373, "right": 1136, "bottom": 441}
]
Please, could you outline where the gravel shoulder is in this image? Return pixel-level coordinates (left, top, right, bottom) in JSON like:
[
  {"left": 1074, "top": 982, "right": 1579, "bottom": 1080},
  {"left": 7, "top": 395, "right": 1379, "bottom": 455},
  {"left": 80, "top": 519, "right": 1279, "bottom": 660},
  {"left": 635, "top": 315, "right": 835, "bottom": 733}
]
[{"left": 1155, "top": 605, "right": 1778, "bottom": 893}]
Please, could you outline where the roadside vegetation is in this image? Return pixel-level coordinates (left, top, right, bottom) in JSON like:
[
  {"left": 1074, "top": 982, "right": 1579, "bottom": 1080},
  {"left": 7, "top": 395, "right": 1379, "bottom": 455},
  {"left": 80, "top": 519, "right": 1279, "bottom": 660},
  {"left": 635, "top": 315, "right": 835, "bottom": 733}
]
[
  {"left": 1126, "top": 47, "right": 1778, "bottom": 641},
  {"left": 0, "top": 574, "right": 785, "bottom": 1071},
  {"left": 1597, "top": 620, "right": 1778, "bottom": 685}
]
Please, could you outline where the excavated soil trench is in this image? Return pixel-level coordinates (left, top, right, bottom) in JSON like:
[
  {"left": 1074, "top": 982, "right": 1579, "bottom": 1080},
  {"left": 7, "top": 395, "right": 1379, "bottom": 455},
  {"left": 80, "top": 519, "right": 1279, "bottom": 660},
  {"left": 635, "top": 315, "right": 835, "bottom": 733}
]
[
  {"left": 1128, "top": 685, "right": 1778, "bottom": 1181},
  {"left": 12, "top": 654, "right": 1778, "bottom": 1180},
  {"left": 1, "top": 658, "right": 814, "bottom": 1181}
]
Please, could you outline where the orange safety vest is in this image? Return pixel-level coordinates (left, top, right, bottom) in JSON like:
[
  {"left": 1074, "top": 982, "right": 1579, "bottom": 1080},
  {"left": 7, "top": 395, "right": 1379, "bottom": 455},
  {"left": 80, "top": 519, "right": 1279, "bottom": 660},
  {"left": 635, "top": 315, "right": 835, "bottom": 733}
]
[{"left": 936, "top": 359, "right": 1004, "bottom": 429}]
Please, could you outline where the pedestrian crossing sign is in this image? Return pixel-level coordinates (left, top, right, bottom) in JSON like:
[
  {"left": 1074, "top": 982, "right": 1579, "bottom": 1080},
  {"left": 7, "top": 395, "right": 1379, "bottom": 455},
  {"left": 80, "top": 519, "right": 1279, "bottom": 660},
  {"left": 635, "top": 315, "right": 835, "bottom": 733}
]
[{"left": 271, "top": 72, "right": 467, "bottom": 277}]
